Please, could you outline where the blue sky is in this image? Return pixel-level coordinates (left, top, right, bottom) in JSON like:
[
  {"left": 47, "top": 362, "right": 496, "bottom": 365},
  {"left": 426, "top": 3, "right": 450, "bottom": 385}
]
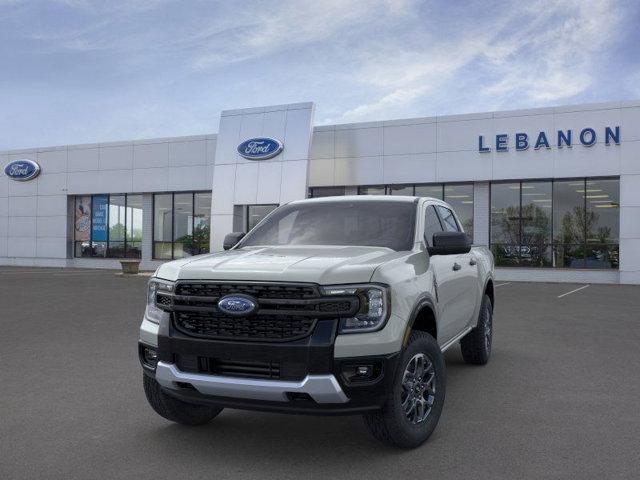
[{"left": 1, "top": 0, "right": 639, "bottom": 150}]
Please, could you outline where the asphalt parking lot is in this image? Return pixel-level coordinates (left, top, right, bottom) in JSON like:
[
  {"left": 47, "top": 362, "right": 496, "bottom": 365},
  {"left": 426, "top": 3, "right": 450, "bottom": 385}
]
[{"left": 1, "top": 268, "right": 639, "bottom": 479}]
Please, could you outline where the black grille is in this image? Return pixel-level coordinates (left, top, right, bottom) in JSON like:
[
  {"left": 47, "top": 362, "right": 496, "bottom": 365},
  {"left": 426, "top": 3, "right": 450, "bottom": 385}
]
[
  {"left": 174, "top": 311, "right": 316, "bottom": 342},
  {"left": 199, "top": 358, "right": 280, "bottom": 379},
  {"left": 163, "top": 282, "right": 359, "bottom": 342},
  {"left": 174, "top": 282, "right": 319, "bottom": 299}
]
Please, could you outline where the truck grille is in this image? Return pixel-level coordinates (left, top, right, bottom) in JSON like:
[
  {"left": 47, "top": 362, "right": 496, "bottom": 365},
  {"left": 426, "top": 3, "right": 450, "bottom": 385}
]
[
  {"left": 174, "top": 311, "right": 316, "bottom": 342},
  {"left": 174, "top": 282, "right": 318, "bottom": 300},
  {"left": 158, "top": 281, "right": 360, "bottom": 342}
]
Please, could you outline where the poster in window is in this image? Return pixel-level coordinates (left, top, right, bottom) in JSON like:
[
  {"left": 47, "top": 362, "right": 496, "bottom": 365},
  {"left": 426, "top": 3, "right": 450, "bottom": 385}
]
[
  {"left": 75, "top": 196, "right": 91, "bottom": 241},
  {"left": 91, "top": 195, "right": 108, "bottom": 242}
]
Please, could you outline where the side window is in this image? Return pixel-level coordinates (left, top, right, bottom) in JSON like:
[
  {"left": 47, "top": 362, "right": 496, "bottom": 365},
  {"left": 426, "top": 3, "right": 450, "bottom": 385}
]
[
  {"left": 424, "top": 205, "right": 443, "bottom": 246},
  {"left": 436, "top": 206, "right": 460, "bottom": 232}
]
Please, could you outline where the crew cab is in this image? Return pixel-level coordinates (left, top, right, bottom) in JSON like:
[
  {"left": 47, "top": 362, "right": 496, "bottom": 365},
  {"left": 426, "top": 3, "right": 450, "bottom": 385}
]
[{"left": 139, "top": 196, "right": 494, "bottom": 448}]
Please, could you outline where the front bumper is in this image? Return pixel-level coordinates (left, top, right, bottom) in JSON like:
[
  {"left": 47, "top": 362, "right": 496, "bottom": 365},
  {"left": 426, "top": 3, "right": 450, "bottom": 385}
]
[
  {"left": 155, "top": 361, "right": 348, "bottom": 403},
  {"left": 141, "top": 316, "right": 400, "bottom": 415}
]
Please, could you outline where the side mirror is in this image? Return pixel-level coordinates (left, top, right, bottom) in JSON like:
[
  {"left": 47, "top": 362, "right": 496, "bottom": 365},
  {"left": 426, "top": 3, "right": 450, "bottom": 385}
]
[
  {"left": 427, "top": 231, "right": 471, "bottom": 256},
  {"left": 223, "top": 232, "right": 246, "bottom": 250}
]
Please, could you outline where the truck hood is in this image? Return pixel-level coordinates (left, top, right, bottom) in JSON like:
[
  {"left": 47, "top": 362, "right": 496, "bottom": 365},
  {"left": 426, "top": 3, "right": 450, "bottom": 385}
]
[{"left": 154, "top": 246, "right": 407, "bottom": 285}]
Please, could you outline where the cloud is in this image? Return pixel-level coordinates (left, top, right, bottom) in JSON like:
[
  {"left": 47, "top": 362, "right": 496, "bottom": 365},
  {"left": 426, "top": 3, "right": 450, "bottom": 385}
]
[
  {"left": 334, "top": 0, "right": 627, "bottom": 122},
  {"left": 191, "top": 0, "right": 413, "bottom": 70}
]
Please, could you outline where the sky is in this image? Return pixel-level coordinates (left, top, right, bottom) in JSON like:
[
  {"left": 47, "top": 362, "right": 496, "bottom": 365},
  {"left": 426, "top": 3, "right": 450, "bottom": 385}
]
[{"left": 1, "top": 0, "right": 639, "bottom": 150}]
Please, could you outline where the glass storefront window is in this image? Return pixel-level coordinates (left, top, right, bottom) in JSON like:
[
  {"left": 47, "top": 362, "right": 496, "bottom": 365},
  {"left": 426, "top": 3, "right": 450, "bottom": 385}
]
[
  {"left": 415, "top": 185, "right": 443, "bottom": 200},
  {"left": 388, "top": 185, "right": 413, "bottom": 196},
  {"left": 553, "top": 180, "right": 587, "bottom": 268},
  {"left": 492, "top": 178, "right": 619, "bottom": 269},
  {"left": 73, "top": 193, "right": 143, "bottom": 259},
  {"left": 309, "top": 187, "right": 345, "bottom": 198},
  {"left": 126, "top": 195, "right": 143, "bottom": 259},
  {"left": 153, "top": 194, "right": 172, "bottom": 259},
  {"left": 444, "top": 184, "right": 474, "bottom": 242},
  {"left": 193, "top": 193, "right": 212, "bottom": 256},
  {"left": 108, "top": 195, "right": 126, "bottom": 258},
  {"left": 520, "top": 181, "right": 552, "bottom": 267},
  {"left": 358, "top": 186, "right": 386, "bottom": 195},
  {"left": 173, "top": 193, "right": 193, "bottom": 259},
  {"left": 152, "top": 192, "right": 212, "bottom": 260}
]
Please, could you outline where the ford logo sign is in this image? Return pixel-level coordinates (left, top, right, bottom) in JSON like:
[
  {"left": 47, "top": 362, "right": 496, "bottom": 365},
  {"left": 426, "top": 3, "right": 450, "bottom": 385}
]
[
  {"left": 4, "top": 159, "right": 41, "bottom": 182},
  {"left": 217, "top": 295, "right": 257, "bottom": 316},
  {"left": 237, "top": 137, "right": 283, "bottom": 160}
]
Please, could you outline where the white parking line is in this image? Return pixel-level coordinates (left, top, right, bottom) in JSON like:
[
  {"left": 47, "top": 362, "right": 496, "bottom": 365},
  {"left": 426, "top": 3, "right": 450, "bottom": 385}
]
[
  {"left": 494, "top": 282, "right": 511, "bottom": 287},
  {"left": 557, "top": 284, "right": 590, "bottom": 298}
]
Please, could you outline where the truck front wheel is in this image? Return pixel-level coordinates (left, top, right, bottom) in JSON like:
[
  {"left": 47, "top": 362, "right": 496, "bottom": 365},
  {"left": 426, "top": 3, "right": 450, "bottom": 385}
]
[
  {"left": 460, "top": 294, "right": 493, "bottom": 365},
  {"left": 143, "top": 375, "right": 223, "bottom": 426},
  {"left": 363, "top": 331, "right": 446, "bottom": 448}
]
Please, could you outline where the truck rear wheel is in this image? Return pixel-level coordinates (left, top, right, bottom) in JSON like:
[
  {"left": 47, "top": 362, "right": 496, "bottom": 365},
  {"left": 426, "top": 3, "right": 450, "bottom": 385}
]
[
  {"left": 143, "top": 375, "right": 223, "bottom": 426},
  {"left": 460, "top": 294, "right": 493, "bottom": 365},
  {"left": 363, "top": 331, "right": 445, "bottom": 448}
]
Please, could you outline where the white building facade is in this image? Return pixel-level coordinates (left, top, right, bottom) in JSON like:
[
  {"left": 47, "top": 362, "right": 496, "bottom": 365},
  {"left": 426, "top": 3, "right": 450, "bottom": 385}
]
[{"left": 1, "top": 100, "right": 639, "bottom": 284}]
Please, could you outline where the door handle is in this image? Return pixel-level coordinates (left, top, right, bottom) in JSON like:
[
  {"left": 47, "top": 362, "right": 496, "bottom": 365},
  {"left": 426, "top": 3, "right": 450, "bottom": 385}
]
[
  {"left": 469, "top": 258, "right": 477, "bottom": 266},
  {"left": 452, "top": 262, "right": 461, "bottom": 271}
]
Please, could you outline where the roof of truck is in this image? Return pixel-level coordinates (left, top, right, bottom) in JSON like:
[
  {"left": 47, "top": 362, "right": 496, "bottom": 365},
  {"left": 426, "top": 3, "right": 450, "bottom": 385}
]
[{"left": 290, "top": 195, "right": 444, "bottom": 204}]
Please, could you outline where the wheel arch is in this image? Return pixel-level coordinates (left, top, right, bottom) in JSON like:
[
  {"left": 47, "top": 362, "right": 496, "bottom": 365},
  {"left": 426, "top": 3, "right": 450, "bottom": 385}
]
[
  {"left": 484, "top": 277, "right": 495, "bottom": 308},
  {"left": 403, "top": 296, "right": 438, "bottom": 346}
]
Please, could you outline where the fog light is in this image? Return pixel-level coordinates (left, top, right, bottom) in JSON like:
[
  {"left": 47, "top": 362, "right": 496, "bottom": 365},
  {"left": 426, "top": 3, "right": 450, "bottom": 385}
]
[
  {"left": 342, "top": 363, "right": 382, "bottom": 384},
  {"left": 143, "top": 346, "right": 158, "bottom": 367}
]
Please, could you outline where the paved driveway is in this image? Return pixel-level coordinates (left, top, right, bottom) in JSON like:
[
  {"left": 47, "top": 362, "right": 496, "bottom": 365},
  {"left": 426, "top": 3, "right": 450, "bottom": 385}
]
[{"left": 1, "top": 268, "right": 639, "bottom": 479}]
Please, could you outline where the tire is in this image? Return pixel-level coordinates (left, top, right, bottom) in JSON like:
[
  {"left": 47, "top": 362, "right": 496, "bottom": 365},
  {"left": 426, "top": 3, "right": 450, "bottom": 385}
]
[
  {"left": 460, "top": 294, "right": 493, "bottom": 365},
  {"left": 363, "top": 331, "right": 446, "bottom": 448},
  {"left": 143, "top": 374, "right": 223, "bottom": 426}
]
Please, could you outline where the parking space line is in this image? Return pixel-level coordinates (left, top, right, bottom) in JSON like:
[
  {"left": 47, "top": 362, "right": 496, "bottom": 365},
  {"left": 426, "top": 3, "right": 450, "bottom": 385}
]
[
  {"left": 557, "top": 284, "right": 590, "bottom": 298},
  {"left": 494, "top": 282, "right": 511, "bottom": 287}
]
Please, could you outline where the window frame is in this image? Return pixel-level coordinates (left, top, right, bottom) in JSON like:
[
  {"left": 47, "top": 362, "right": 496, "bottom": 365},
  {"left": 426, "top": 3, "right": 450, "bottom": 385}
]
[
  {"left": 152, "top": 191, "right": 212, "bottom": 260},
  {"left": 489, "top": 177, "right": 619, "bottom": 269},
  {"left": 73, "top": 193, "right": 143, "bottom": 259}
]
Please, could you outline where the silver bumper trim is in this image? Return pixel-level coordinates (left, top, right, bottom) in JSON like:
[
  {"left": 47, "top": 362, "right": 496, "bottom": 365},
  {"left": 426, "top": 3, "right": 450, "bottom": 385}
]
[{"left": 155, "top": 361, "right": 349, "bottom": 404}]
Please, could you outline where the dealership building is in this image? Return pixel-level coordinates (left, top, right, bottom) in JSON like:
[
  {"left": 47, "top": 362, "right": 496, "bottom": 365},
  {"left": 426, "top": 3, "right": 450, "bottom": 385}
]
[{"left": 1, "top": 100, "right": 639, "bottom": 284}]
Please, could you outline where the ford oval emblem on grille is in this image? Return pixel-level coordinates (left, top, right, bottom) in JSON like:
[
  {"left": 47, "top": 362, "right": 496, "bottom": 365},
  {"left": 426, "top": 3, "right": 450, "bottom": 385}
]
[{"left": 217, "top": 295, "right": 257, "bottom": 316}]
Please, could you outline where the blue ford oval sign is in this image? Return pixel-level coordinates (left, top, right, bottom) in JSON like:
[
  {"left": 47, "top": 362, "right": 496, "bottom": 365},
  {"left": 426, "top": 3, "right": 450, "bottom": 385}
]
[
  {"left": 237, "top": 137, "right": 283, "bottom": 160},
  {"left": 217, "top": 295, "right": 257, "bottom": 316},
  {"left": 4, "top": 159, "right": 41, "bottom": 181}
]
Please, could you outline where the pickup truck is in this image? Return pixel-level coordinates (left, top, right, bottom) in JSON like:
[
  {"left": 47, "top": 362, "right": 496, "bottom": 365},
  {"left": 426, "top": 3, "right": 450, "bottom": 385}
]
[{"left": 139, "top": 195, "right": 494, "bottom": 448}]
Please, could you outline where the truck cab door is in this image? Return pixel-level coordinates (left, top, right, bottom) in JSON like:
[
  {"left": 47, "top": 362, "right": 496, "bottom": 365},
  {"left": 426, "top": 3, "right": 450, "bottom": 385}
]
[
  {"left": 433, "top": 205, "right": 479, "bottom": 336},
  {"left": 426, "top": 205, "right": 479, "bottom": 345}
]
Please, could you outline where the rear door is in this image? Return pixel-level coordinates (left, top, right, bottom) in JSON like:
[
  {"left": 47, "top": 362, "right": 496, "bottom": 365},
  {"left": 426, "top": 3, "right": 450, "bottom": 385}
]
[{"left": 434, "top": 205, "right": 479, "bottom": 334}]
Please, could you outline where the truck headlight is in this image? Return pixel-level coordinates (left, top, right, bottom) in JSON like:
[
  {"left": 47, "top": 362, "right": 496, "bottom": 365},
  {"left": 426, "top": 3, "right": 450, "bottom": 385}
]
[
  {"left": 145, "top": 278, "right": 174, "bottom": 324},
  {"left": 322, "top": 284, "right": 390, "bottom": 334}
]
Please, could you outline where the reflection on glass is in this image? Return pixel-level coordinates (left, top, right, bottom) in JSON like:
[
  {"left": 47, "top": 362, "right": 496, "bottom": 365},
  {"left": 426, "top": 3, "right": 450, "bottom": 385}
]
[
  {"left": 415, "top": 185, "right": 443, "bottom": 200},
  {"left": 153, "top": 194, "right": 173, "bottom": 260},
  {"left": 126, "top": 194, "right": 143, "bottom": 258},
  {"left": 388, "top": 185, "right": 413, "bottom": 196},
  {"left": 173, "top": 193, "right": 193, "bottom": 259},
  {"left": 444, "top": 184, "right": 473, "bottom": 242},
  {"left": 248, "top": 205, "right": 278, "bottom": 231},
  {"left": 310, "top": 187, "right": 345, "bottom": 198},
  {"left": 358, "top": 186, "right": 386, "bottom": 195},
  {"left": 193, "top": 193, "right": 212, "bottom": 255},
  {"left": 490, "top": 183, "right": 520, "bottom": 266},
  {"left": 520, "top": 181, "right": 552, "bottom": 267},
  {"left": 74, "top": 196, "right": 92, "bottom": 257},
  {"left": 152, "top": 192, "right": 213, "bottom": 260},
  {"left": 490, "top": 178, "right": 620, "bottom": 270}
]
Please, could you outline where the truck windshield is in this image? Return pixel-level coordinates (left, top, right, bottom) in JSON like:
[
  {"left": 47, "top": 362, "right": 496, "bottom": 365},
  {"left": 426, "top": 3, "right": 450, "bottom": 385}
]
[{"left": 238, "top": 200, "right": 416, "bottom": 251}]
